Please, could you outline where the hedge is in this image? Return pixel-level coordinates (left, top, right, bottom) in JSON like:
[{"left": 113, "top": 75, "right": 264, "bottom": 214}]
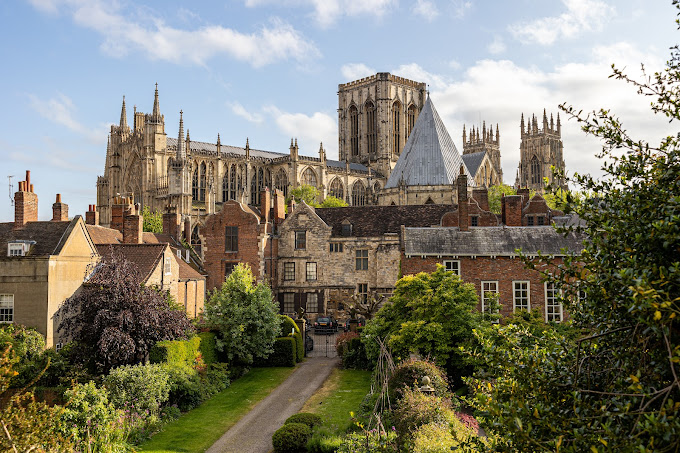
[
  {"left": 280, "top": 315, "right": 304, "bottom": 362},
  {"left": 267, "top": 337, "right": 297, "bottom": 367},
  {"left": 197, "top": 331, "right": 218, "bottom": 366},
  {"left": 272, "top": 422, "right": 311, "bottom": 453},
  {"left": 150, "top": 336, "right": 201, "bottom": 367}
]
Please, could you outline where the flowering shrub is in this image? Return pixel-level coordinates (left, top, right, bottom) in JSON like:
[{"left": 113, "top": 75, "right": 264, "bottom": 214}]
[
  {"left": 336, "top": 332, "right": 359, "bottom": 357},
  {"left": 104, "top": 363, "right": 171, "bottom": 416},
  {"left": 454, "top": 411, "right": 479, "bottom": 433},
  {"left": 392, "top": 388, "right": 454, "bottom": 446}
]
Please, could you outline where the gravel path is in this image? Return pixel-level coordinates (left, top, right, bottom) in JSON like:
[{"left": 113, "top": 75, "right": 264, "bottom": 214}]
[{"left": 206, "top": 357, "right": 339, "bottom": 453}]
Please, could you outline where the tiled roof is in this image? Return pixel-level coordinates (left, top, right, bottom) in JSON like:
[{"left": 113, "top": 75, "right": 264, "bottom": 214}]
[
  {"left": 315, "top": 204, "right": 455, "bottom": 237},
  {"left": 175, "top": 255, "right": 204, "bottom": 280},
  {"left": 386, "top": 97, "right": 473, "bottom": 189},
  {"left": 0, "top": 219, "right": 77, "bottom": 257},
  {"left": 94, "top": 243, "right": 166, "bottom": 283},
  {"left": 462, "top": 151, "right": 486, "bottom": 177},
  {"left": 404, "top": 226, "right": 585, "bottom": 256},
  {"left": 86, "top": 224, "right": 122, "bottom": 244}
]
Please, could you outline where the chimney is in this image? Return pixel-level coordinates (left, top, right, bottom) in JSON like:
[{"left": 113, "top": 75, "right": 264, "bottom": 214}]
[
  {"left": 457, "top": 166, "right": 469, "bottom": 232},
  {"left": 273, "top": 189, "right": 286, "bottom": 226},
  {"left": 472, "top": 187, "right": 489, "bottom": 211},
  {"left": 86, "top": 204, "right": 100, "bottom": 226},
  {"left": 14, "top": 170, "right": 38, "bottom": 229},
  {"left": 122, "top": 210, "right": 143, "bottom": 244},
  {"left": 260, "top": 187, "right": 271, "bottom": 224},
  {"left": 517, "top": 188, "right": 530, "bottom": 207},
  {"left": 111, "top": 196, "right": 134, "bottom": 233},
  {"left": 288, "top": 198, "right": 296, "bottom": 216},
  {"left": 503, "top": 195, "right": 523, "bottom": 226},
  {"left": 52, "top": 194, "right": 68, "bottom": 221},
  {"left": 163, "top": 212, "right": 181, "bottom": 239}
]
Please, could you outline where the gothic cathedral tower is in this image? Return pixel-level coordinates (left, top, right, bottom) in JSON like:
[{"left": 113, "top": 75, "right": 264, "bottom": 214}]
[
  {"left": 517, "top": 110, "right": 565, "bottom": 192},
  {"left": 337, "top": 73, "right": 427, "bottom": 180}
]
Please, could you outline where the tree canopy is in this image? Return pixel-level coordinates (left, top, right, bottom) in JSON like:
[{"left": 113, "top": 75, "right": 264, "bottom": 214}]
[
  {"left": 468, "top": 5, "right": 680, "bottom": 450},
  {"left": 56, "top": 252, "right": 194, "bottom": 373},
  {"left": 286, "top": 184, "right": 320, "bottom": 207},
  {"left": 142, "top": 205, "right": 163, "bottom": 233},
  {"left": 204, "top": 263, "right": 281, "bottom": 365}
]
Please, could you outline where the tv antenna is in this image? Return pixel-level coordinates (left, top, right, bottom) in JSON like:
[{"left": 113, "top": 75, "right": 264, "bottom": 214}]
[{"left": 7, "top": 175, "right": 14, "bottom": 207}]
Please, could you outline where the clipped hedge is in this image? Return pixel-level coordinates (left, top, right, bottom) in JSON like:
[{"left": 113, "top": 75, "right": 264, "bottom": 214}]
[
  {"left": 268, "top": 337, "right": 297, "bottom": 367},
  {"left": 197, "top": 331, "right": 218, "bottom": 366},
  {"left": 280, "top": 315, "right": 303, "bottom": 362},
  {"left": 285, "top": 412, "right": 322, "bottom": 429},
  {"left": 150, "top": 336, "right": 201, "bottom": 367},
  {"left": 272, "top": 422, "right": 311, "bottom": 453},
  {"left": 388, "top": 358, "right": 450, "bottom": 403}
]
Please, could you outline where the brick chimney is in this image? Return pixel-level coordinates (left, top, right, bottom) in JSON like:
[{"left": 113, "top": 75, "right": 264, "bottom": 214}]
[
  {"left": 457, "top": 166, "right": 469, "bottom": 232},
  {"left": 472, "top": 187, "right": 489, "bottom": 211},
  {"left": 86, "top": 205, "right": 99, "bottom": 226},
  {"left": 260, "top": 187, "right": 271, "bottom": 224},
  {"left": 14, "top": 170, "right": 38, "bottom": 229},
  {"left": 163, "top": 212, "right": 181, "bottom": 239},
  {"left": 122, "top": 207, "right": 143, "bottom": 244},
  {"left": 52, "top": 194, "right": 68, "bottom": 221},
  {"left": 111, "top": 196, "right": 134, "bottom": 233},
  {"left": 273, "top": 189, "right": 286, "bottom": 226},
  {"left": 502, "top": 195, "right": 523, "bottom": 226},
  {"left": 517, "top": 188, "right": 530, "bottom": 207}
]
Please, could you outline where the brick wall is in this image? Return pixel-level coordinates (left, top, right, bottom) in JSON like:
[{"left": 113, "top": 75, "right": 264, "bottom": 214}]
[{"left": 52, "top": 194, "right": 68, "bottom": 221}]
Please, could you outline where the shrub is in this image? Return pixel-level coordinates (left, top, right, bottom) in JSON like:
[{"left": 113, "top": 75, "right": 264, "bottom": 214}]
[
  {"left": 454, "top": 411, "right": 479, "bottom": 433},
  {"left": 280, "top": 315, "right": 303, "bottom": 362},
  {"left": 411, "top": 422, "right": 456, "bottom": 453},
  {"left": 272, "top": 422, "right": 312, "bottom": 453},
  {"left": 202, "top": 362, "right": 231, "bottom": 398},
  {"left": 198, "top": 331, "right": 218, "bottom": 366},
  {"left": 335, "top": 332, "right": 358, "bottom": 357},
  {"left": 165, "top": 366, "right": 203, "bottom": 412},
  {"left": 341, "top": 337, "right": 369, "bottom": 370},
  {"left": 265, "top": 337, "right": 297, "bottom": 367},
  {"left": 150, "top": 335, "right": 202, "bottom": 367},
  {"left": 285, "top": 412, "right": 322, "bottom": 429},
  {"left": 388, "top": 358, "right": 450, "bottom": 403},
  {"left": 104, "top": 363, "right": 171, "bottom": 415},
  {"left": 337, "top": 431, "right": 398, "bottom": 453},
  {"left": 392, "top": 388, "right": 455, "bottom": 445},
  {"left": 306, "top": 426, "right": 344, "bottom": 453}
]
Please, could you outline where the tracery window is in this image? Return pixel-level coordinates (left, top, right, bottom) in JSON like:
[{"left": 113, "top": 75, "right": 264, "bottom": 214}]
[
  {"left": 229, "top": 164, "right": 237, "bottom": 200},
  {"left": 349, "top": 105, "right": 359, "bottom": 157},
  {"left": 393, "top": 101, "right": 401, "bottom": 155},
  {"left": 222, "top": 169, "right": 229, "bottom": 202},
  {"left": 352, "top": 181, "right": 366, "bottom": 206},
  {"left": 407, "top": 105, "right": 417, "bottom": 139},
  {"left": 199, "top": 162, "right": 206, "bottom": 202},
  {"left": 531, "top": 155, "right": 541, "bottom": 186},
  {"left": 366, "top": 101, "right": 377, "bottom": 155},
  {"left": 192, "top": 165, "right": 199, "bottom": 201},
  {"left": 274, "top": 169, "right": 288, "bottom": 196},
  {"left": 301, "top": 168, "right": 317, "bottom": 187},
  {"left": 329, "top": 178, "right": 344, "bottom": 200}
]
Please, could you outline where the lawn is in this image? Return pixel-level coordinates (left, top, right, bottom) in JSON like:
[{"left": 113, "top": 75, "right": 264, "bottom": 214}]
[
  {"left": 139, "top": 366, "right": 296, "bottom": 453},
  {"left": 301, "top": 367, "right": 372, "bottom": 433}
]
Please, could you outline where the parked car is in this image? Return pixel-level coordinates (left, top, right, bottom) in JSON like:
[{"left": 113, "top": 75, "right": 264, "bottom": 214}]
[
  {"left": 343, "top": 317, "right": 366, "bottom": 332},
  {"left": 314, "top": 316, "right": 338, "bottom": 334}
]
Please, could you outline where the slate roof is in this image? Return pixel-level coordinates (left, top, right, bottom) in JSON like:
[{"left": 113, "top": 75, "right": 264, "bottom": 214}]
[
  {"left": 404, "top": 226, "right": 585, "bottom": 256},
  {"left": 95, "top": 243, "right": 166, "bottom": 283},
  {"left": 385, "top": 97, "right": 473, "bottom": 189},
  {"left": 461, "top": 151, "right": 486, "bottom": 178},
  {"left": 0, "top": 218, "right": 77, "bottom": 257},
  {"left": 315, "top": 204, "right": 455, "bottom": 237}
]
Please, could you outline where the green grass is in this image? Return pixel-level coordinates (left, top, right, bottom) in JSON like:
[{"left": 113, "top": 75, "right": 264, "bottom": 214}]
[
  {"left": 139, "top": 367, "right": 296, "bottom": 453},
  {"left": 301, "top": 367, "right": 372, "bottom": 433}
]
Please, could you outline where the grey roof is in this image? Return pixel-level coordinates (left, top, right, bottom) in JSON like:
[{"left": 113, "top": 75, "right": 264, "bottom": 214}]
[
  {"left": 386, "top": 97, "right": 473, "bottom": 189},
  {"left": 404, "top": 226, "right": 584, "bottom": 256},
  {"left": 461, "top": 151, "right": 486, "bottom": 177},
  {"left": 0, "top": 218, "right": 79, "bottom": 257},
  {"left": 326, "top": 160, "right": 370, "bottom": 172}
]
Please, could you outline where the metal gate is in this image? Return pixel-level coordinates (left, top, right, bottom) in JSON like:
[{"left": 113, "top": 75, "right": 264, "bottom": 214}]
[{"left": 306, "top": 330, "right": 340, "bottom": 358}]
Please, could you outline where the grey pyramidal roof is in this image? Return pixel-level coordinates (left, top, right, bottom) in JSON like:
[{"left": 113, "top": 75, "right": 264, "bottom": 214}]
[{"left": 386, "top": 96, "right": 473, "bottom": 189}]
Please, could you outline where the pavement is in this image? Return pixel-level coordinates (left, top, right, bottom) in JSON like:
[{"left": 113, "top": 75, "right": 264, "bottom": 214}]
[{"left": 206, "top": 356, "right": 340, "bottom": 453}]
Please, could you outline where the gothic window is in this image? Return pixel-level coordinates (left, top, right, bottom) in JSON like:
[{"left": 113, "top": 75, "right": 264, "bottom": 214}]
[
  {"left": 301, "top": 168, "right": 317, "bottom": 187},
  {"left": 393, "top": 101, "right": 401, "bottom": 155},
  {"left": 407, "top": 105, "right": 417, "bottom": 139},
  {"left": 329, "top": 178, "right": 344, "bottom": 200},
  {"left": 229, "top": 164, "right": 237, "bottom": 200},
  {"left": 236, "top": 166, "right": 243, "bottom": 200},
  {"left": 274, "top": 169, "right": 288, "bottom": 196},
  {"left": 199, "top": 162, "right": 206, "bottom": 202},
  {"left": 352, "top": 181, "right": 366, "bottom": 206},
  {"left": 192, "top": 165, "right": 199, "bottom": 201},
  {"left": 531, "top": 155, "right": 541, "bottom": 186},
  {"left": 373, "top": 181, "right": 381, "bottom": 194},
  {"left": 366, "top": 101, "right": 377, "bottom": 155},
  {"left": 222, "top": 166, "right": 229, "bottom": 202},
  {"left": 251, "top": 168, "right": 259, "bottom": 205},
  {"left": 349, "top": 105, "right": 359, "bottom": 157}
]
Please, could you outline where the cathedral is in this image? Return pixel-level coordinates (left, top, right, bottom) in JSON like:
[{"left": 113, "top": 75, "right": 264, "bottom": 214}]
[{"left": 95, "top": 73, "right": 565, "bottom": 243}]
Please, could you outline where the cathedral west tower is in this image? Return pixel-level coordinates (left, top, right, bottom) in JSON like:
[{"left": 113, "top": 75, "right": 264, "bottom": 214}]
[{"left": 517, "top": 110, "right": 566, "bottom": 192}]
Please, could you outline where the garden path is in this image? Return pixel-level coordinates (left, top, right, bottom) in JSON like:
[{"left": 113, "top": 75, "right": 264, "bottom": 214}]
[{"left": 206, "top": 356, "right": 339, "bottom": 453}]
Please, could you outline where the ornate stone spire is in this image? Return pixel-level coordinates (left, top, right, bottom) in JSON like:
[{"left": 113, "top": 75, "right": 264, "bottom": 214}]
[
  {"left": 177, "top": 110, "right": 186, "bottom": 160},
  {"left": 120, "top": 96, "right": 127, "bottom": 129},
  {"left": 151, "top": 83, "right": 161, "bottom": 123}
]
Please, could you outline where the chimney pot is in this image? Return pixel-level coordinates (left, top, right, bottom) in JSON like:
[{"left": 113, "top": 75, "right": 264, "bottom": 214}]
[{"left": 56, "top": 194, "right": 61, "bottom": 203}]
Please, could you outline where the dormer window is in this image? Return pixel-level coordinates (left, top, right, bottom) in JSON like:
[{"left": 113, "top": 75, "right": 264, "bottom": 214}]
[
  {"left": 7, "top": 241, "right": 32, "bottom": 257},
  {"left": 341, "top": 220, "right": 353, "bottom": 237}
]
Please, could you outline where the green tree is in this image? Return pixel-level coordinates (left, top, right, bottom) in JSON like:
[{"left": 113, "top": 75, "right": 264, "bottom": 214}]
[
  {"left": 286, "top": 184, "right": 320, "bottom": 207},
  {"left": 486, "top": 183, "right": 517, "bottom": 214},
  {"left": 142, "top": 205, "right": 163, "bottom": 233},
  {"left": 319, "top": 195, "right": 348, "bottom": 208},
  {"left": 204, "top": 263, "right": 281, "bottom": 365},
  {"left": 468, "top": 6, "right": 680, "bottom": 450},
  {"left": 363, "top": 265, "right": 485, "bottom": 380}
]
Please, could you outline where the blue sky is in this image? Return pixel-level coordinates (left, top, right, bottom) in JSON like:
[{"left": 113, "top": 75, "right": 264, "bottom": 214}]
[{"left": 0, "top": 0, "right": 677, "bottom": 221}]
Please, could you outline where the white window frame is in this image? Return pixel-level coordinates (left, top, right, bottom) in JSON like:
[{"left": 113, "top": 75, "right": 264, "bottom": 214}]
[
  {"left": 545, "top": 282, "right": 563, "bottom": 322},
  {"left": 0, "top": 294, "right": 14, "bottom": 323},
  {"left": 8, "top": 243, "right": 25, "bottom": 257},
  {"left": 513, "top": 281, "right": 530, "bottom": 312},
  {"left": 481, "top": 281, "right": 499, "bottom": 319},
  {"left": 306, "top": 293, "right": 318, "bottom": 313},
  {"left": 306, "top": 262, "right": 317, "bottom": 281},
  {"left": 283, "top": 293, "right": 295, "bottom": 313},
  {"left": 443, "top": 260, "right": 460, "bottom": 276},
  {"left": 164, "top": 256, "right": 172, "bottom": 275}
]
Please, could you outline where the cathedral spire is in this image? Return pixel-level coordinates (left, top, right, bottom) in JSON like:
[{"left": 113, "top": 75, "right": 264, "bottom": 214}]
[
  {"left": 557, "top": 112, "right": 561, "bottom": 136},
  {"left": 462, "top": 124, "right": 466, "bottom": 144},
  {"left": 120, "top": 96, "right": 128, "bottom": 129},
  {"left": 152, "top": 83, "right": 161, "bottom": 122},
  {"left": 496, "top": 124, "right": 500, "bottom": 145},
  {"left": 520, "top": 113, "right": 525, "bottom": 136},
  {"left": 177, "top": 110, "right": 186, "bottom": 160}
]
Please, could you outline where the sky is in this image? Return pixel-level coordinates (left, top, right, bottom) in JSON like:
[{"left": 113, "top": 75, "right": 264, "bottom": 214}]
[{"left": 1, "top": 0, "right": 678, "bottom": 221}]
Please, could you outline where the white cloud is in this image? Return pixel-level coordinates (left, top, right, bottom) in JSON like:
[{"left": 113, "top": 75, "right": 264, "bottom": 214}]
[
  {"left": 428, "top": 43, "right": 671, "bottom": 185},
  {"left": 29, "top": 0, "right": 319, "bottom": 67},
  {"left": 509, "top": 0, "right": 614, "bottom": 45},
  {"left": 487, "top": 35, "right": 506, "bottom": 54},
  {"left": 230, "top": 102, "right": 264, "bottom": 124},
  {"left": 451, "top": 0, "right": 472, "bottom": 19},
  {"left": 412, "top": 0, "right": 439, "bottom": 22},
  {"left": 448, "top": 60, "right": 462, "bottom": 70},
  {"left": 244, "top": 0, "right": 396, "bottom": 28},
  {"left": 391, "top": 63, "right": 449, "bottom": 90},
  {"left": 341, "top": 63, "right": 376, "bottom": 81},
  {"left": 28, "top": 93, "right": 107, "bottom": 144},
  {"left": 263, "top": 106, "right": 338, "bottom": 158}
]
